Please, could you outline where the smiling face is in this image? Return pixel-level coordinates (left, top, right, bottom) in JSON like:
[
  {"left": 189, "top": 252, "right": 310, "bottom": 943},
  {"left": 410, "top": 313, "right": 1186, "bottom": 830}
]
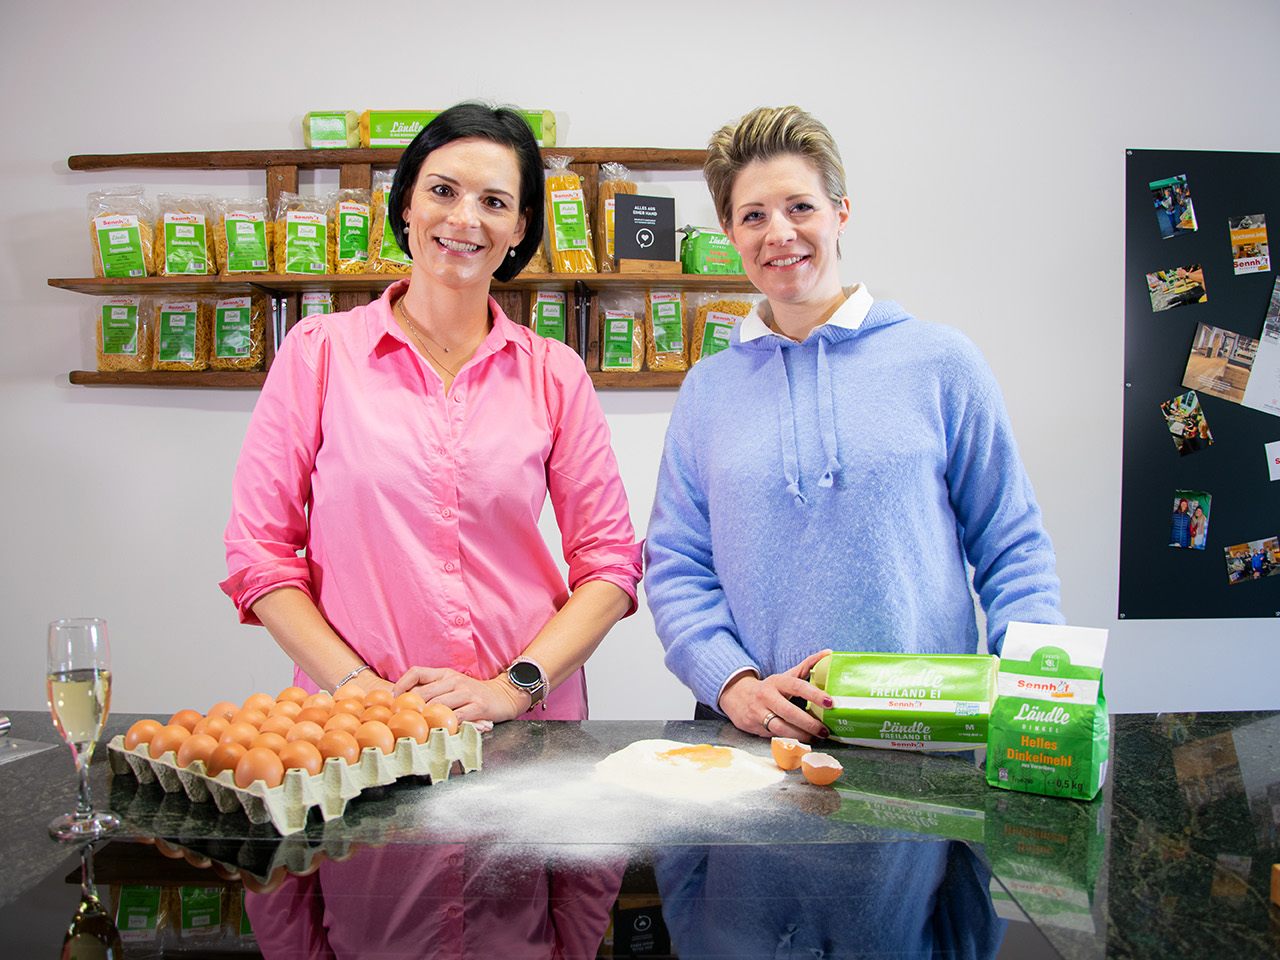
[
  {"left": 402, "top": 137, "right": 527, "bottom": 291},
  {"left": 724, "top": 153, "right": 849, "bottom": 308}
]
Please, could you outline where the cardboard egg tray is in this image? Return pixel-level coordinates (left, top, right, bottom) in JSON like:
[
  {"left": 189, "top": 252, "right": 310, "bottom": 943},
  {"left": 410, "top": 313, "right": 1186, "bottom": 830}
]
[{"left": 107, "top": 723, "right": 482, "bottom": 836}]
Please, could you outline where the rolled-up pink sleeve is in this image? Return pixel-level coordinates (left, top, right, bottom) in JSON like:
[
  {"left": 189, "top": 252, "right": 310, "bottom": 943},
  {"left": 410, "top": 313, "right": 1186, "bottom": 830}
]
[
  {"left": 545, "top": 345, "right": 643, "bottom": 615},
  {"left": 220, "top": 319, "right": 327, "bottom": 625}
]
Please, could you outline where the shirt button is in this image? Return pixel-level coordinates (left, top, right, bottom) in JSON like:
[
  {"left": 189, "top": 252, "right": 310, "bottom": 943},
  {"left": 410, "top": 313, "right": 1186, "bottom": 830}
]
[
  {"left": 453, "top": 615, "right": 466, "bottom": 627},
  {"left": 446, "top": 905, "right": 462, "bottom": 918},
  {"left": 436, "top": 447, "right": 446, "bottom": 456},
  {"left": 441, "top": 508, "right": 452, "bottom": 519},
  {"left": 444, "top": 561, "right": 454, "bottom": 572},
  {"left": 453, "top": 393, "right": 463, "bottom": 403}
]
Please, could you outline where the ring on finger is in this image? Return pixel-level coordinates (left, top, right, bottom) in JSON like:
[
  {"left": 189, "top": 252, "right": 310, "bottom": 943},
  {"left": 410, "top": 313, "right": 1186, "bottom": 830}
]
[{"left": 763, "top": 711, "right": 778, "bottom": 732}]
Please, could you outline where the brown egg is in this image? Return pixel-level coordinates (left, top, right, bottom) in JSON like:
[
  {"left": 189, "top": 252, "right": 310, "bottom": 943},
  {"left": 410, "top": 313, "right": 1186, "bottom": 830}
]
[
  {"left": 770, "top": 737, "right": 812, "bottom": 771},
  {"left": 355, "top": 720, "right": 395, "bottom": 755},
  {"left": 231, "top": 709, "right": 268, "bottom": 729},
  {"left": 364, "top": 688, "right": 394, "bottom": 708},
  {"left": 276, "top": 686, "right": 309, "bottom": 704},
  {"left": 318, "top": 730, "right": 361, "bottom": 765},
  {"left": 360, "top": 705, "right": 393, "bottom": 724},
  {"left": 422, "top": 702, "right": 460, "bottom": 735},
  {"left": 251, "top": 732, "right": 288, "bottom": 754},
  {"left": 333, "top": 698, "right": 365, "bottom": 717},
  {"left": 124, "top": 719, "right": 163, "bottom": 751},
  {"left": 286, "top": 720, "right": 325, "bottom": 745},
  {"left": 295, "top": 706, "right": 331, "bottom": 726},
  {"left": 800, "top": 752, "right": 844, "bottom": 787},
  {"left": 176, "top": 733, "right": 220, "bottom": 769},
  {"left": 393, "top": 692, "right": 427, "bottom": 714},
  {"left": 206, "top": 742, "right": 247, "bottom": 778},
  {"left": 234, "top": 747, "right": 285, "bottom": 789},
  {"left": 219, "top": 721, "right": 259, "bottom": 749},
  {"left": 268, "top": 699, "right": 303, "bottom": 719},
  {"left": 207, "top": 700, "right": 239, "bottom": 722},
  {"left": 387, "top": 710, "right": 430, "bottom": 744},
  {"left": 323, "top": 712, "right": 361, "bottom": 735},
  {"left": 168, "top": 709, "right": 203, "bottom": 732},
  {"left": 242, "top": 692, "right": 276, "bottom": 714},
  {"left": 191, "top": 715, "right": 228, "bottom": 740},
  {"left": 148, "top": 724, "right": 192, "bottom": 760},
  {"left": 278, "top": 740, "right": 324, "bottom": 776},
  {"left": 259, "top": 715, "right": 296, "bottom": 737},
  {"left": 303, "top": 692, "right": 334, "bottom": 712},
  {"left": 333, "top": 684, "right": 366, "bottom": 704}
]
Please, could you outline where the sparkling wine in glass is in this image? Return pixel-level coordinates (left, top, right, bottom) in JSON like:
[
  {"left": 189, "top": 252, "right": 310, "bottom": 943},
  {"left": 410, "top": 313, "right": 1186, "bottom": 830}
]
[{"left": 47, "top": 617, "right": 120, "bottom": 840}]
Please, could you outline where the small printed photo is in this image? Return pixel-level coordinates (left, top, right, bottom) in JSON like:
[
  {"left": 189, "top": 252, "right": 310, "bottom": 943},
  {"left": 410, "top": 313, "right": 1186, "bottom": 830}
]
[
  {"left": 1169, "top": 490, "right": 1211, "bottom": 550},
  {"left": 1183, "top": 322, "right": 1257, "bottom": 405},
  {"left": 1148, "top": 264, "right": 1207, "bottom": 312},
  {"left": 1150, "top": 174, "right": 1198, "bottom": 238},
  {"left": 1160, "top": 390, "right": 1214, "bottom": 456},
  {"left": 1223, "top": 536, "right": 1280, "bottom": 584},
  {"left": 1229, "top": 214, "right": 1270, "bottom": 275},
  {"left": 1263, "top": 274, "right": 1280, "bottom": 344}
]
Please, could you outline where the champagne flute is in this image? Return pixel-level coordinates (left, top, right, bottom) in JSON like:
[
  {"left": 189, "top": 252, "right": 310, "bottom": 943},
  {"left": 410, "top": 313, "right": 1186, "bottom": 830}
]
[
  {"left": 61, "top": 842, "right": 123, "bottom": 960},
  {"left": 47, "top": 618, "right": 120, "bottom": 840}
]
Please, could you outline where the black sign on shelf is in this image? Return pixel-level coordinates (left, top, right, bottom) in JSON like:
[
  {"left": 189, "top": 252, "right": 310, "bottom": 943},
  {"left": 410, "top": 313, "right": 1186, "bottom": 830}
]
[{"left": 614, "top": 194, "right": 676, "bottom": 262}]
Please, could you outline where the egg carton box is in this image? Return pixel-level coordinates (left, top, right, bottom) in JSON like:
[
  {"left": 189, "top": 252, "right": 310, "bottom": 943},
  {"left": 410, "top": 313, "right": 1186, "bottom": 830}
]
[{"left": 107, "top": 723, "right": 483, "bottom": 836}]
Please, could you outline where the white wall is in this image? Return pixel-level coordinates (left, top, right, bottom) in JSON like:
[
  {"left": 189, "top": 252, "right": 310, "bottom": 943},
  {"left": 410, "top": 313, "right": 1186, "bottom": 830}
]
[{"left": 3, "top": 0, "right": 1277, "bottom": 719}]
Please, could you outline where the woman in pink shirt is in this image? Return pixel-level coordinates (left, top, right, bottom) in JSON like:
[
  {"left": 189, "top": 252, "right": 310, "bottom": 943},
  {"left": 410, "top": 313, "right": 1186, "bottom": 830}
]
[{"left": 222, "top": 103, "right": 642, "bottom": 722}]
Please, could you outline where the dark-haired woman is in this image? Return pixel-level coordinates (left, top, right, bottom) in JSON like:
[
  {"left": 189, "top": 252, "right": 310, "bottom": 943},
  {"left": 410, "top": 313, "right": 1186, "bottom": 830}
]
[{"left": 222, "top": 104, "right": 641, "bottom": 723}]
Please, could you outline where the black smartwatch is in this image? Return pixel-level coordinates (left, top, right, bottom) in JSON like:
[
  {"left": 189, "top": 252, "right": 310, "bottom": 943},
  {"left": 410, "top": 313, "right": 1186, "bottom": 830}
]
[{"left": 506, "top": 658, "right": 547, "bottom": 709}]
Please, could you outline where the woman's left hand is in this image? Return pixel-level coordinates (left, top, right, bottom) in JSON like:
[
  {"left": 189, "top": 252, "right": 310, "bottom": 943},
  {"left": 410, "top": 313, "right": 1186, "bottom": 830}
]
[{"left": 391, "top": 666, "right": 529, "bottom": 723}]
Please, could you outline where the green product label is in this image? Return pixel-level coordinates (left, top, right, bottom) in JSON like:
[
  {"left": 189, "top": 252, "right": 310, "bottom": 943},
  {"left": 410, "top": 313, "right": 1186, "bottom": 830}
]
[
  {"left": 379, "top": 187, "right": 412, "bottom": 264},
  {"left": 162, "top": 213, "right": 209, "bottom": 274},
  {"left": 94, "top": 215, "right": 147, "bottom": 278},
  {"left": 308, "top": 112, "right": 351, "bottom": 146},
  {"left": 522, "top": 110, "right": 548, "bottom": 142},
  {"left": 368, "top": 110, "right": 433, "bottom": 146},
  {"left": 833, "top": 788, "right": 986, "bottom": 843},
  {"left": 650, "top": 294, "right": 684, "bottom": 354},
  {"left": 215, "top": 298, "right": 253, "bottom": 358},
  {"left": 533, "top": 293, "right": 566, "bottom": 342},
  {"left": 301, "top": 293, "right": 333, "bottom": 316},
  {"left": 986, "top": 694, "right": 1109, "bottom": 800},
  {"left": 158, "top": 302, "right": 198, "bottom": 362},
  {"left": 601, "top": 311, "right": 636, "bottom": 370},
  {"left": 116, "top": 885, "right": 163, "bottom": 942},
  {"left": 225, "top": 214, "right": 268, "bottom": 272},
  {"left": 179, "top": 886, "right": 223, "bottom": 934},
  {"left": 681, "top": 229, "right": 744, "bottom": 274},
  {"left": 337, "top": 202, "right": 370, "bottom": 261},
  {"left": 100, "top": 300, "right": 139, "bottom": 355},
  {"left": 549, "top": 188, "right": 588, "bottom": 251},
  {"left": 699, "top": 312, "right": 738, "bottom": 359},
  {"left": 285, "top": 212, "right": 328, "bottom": 274}
]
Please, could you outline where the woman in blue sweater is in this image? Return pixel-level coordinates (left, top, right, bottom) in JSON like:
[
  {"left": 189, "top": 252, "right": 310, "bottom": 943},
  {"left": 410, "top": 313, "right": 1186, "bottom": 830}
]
[{"left": 645, "top": 106, "right": 1063, "bottom": 742}]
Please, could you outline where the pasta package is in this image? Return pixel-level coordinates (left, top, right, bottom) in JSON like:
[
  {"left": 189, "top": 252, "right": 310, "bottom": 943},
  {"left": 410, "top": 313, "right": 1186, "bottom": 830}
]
[
  {"left": 530, "top": 290, "right": 567, "bottom": 342},
  {"left": 154, "top": 195, "right": 216, "bottom": 276},
  {"left": 151, "top": 298, "right": 211, "bottom": 371},
  {"left": 359, "top": 110, "right": 433, "bottom": 147},
  {"left": 209, "top": 295, "right": 268, "bottom": 370},
  {"left": 598, "top": 291, "right": 644, "bottom": 372},
  {"left": 273, "top": 193, "right": 334, "bottom": 275},
  {"left": 544, "top": 156, "right": 596, "bottom": 274},
  {"left": 303, "top": 110, "right": 359, "bottom": 148},
  {"left": 688, "top": 293, "right": 760, "bottom": 363},
  {"left": 645, "top": 290, "right": 687, "bottom": 371},
  {"left": 88, "top": 186, "right": 154, "bottom": 278},
  {"left": 216, "top": 198, "right": 273, "bottom": 275},
  {"left": 96, "top": 296, "right": 153, "bottom": 372},
  {"left": 520, "top": 227, "right": 551, "bottom": 275},
  {"left": 680, "top": 225, "right": 745, "bottom": 275},
  {"left": 596, "top": 162, "right": 637, "bottom": 272},
  {"left": 332, "top": 188, "right": 371, "bottom": 273},
  {"left": 300, "top": 292, "right": 333, "bottom": 316},
  {"left": 368, "top": 172, "right": 412, "bottom": 274}
]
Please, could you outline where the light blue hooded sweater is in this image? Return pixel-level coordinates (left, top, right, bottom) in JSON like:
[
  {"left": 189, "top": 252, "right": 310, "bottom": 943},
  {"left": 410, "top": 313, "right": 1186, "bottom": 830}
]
[{"left": 644, "top": 299, "right": 1064, "bottom": 709}]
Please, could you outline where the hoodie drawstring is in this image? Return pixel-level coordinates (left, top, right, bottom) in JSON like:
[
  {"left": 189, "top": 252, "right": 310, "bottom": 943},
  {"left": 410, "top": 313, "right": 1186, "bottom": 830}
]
[
  {"left": 816, "top": 338, "right": 842, "bottom": 488},
  {"left": 772, "top": 349, "right": 806, "bottom": 506}
]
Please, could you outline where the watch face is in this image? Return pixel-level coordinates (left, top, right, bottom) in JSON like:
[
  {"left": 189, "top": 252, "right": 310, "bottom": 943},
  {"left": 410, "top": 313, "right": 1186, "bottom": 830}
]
[{"left": 509, "top": 661, "right": 541, "bottom": 688}]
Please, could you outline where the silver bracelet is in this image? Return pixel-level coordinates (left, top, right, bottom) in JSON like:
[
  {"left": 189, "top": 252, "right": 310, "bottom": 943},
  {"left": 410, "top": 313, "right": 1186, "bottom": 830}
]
[{"left": 331, "top": 664, "right": 370, "bottom": 694}]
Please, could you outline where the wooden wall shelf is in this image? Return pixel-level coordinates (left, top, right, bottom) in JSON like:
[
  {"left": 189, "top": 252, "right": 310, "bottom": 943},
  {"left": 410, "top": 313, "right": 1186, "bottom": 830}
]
[{"left": 68, "top": 369, "right": 686, "bottom": 391}]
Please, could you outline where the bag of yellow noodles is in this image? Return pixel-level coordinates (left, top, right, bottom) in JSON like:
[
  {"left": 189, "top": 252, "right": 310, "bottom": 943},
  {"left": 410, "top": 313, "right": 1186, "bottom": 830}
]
[
  {"left": 95, "top": 296, "right": 153, "bottom": 372},
  {"left": 216, "top": 198, "right": 273, "bottom": 275},
  {"left": 273, "top": 193, "right": 334, "bottom": 275},
  {"left": 596, "top": 162, "right": 637, "bottom": 272},
  {"left": 368, "top": 171, "right": 412, "bottom": 274},
  {"left": 544, "top": 156, "right": 596, "bottom": 273},
  {"left": 209, "top": 295, "right": 269, "bottom": 371},
  {"left": 687, "top": 292, "right": 762, "bottom": 364},
  {"left": 151, "top": 298, "right": 212, "bottom": 371},
  {"left": 87, "top": 186, "right": 154, "bottom": 278},
  {"left": 645, "top": 290, "right": 687, "bottom": 371},
  {"left": 154, "top": 194, "right": 217, "bottom": 276},
  {"left": 331, "top": 188, "right": 371, "bottom": 274},
  {"left": 598, "top": 290, "right": 645, "bottom": 373}
]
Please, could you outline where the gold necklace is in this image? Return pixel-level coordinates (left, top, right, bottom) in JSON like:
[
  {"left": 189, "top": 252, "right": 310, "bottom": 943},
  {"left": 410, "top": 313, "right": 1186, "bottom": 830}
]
[{"left": 396, "top": 300, "right": 462, "bottom": 377}]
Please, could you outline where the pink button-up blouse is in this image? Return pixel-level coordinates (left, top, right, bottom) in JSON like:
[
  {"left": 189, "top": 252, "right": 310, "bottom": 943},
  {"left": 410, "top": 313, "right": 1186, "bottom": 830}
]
[{"left": 221, "top": 281, "right": 642, "bottom": 719}]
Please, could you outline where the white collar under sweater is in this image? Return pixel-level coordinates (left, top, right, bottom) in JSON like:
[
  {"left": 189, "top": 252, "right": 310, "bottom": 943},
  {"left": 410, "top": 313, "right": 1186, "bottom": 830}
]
[{"left": 738, "top": 284, "right": 874, "bottom": 343}]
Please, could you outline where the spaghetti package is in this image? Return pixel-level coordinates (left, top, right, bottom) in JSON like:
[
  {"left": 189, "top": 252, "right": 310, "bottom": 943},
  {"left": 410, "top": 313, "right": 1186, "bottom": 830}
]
[
  {"left": 96, "top": 296, "right": 153, "bottom": 372},
  {"left": 331, "top": 188, "right": 371, "bottom": 273},
  {"left": 303, "top": 110, "right": 359, "bottom": 148},
  {"left": 687, "top": 292, "right": 760, "bottom": 363},
  {"left": 596, "top": 162, "right": 637, "bottom": 272},
  {"left": 154, "top": 195, "right": 216, "bottom": 276},
  {"left": 368, "top": 171, "right": 412, "bottom": 273},
  {"left": 544, "top": 156, "right": 596, "bottom": 273},
  {"left": 152, "top": 298, "right": 212, "bottom": 371},
  {"left": 598, "top": 291, "right": 644, "bottom": 372},
  {"left": 530, "top": 290, "right": 567, "bottom": 342},
  {"left": 88, "top": 186, "right": 154, "bottom": 278},
  {"left": 273, "top": 193, "right": 334, "bottom": 275},
  {"left": 210, "top": 295, "right": 268, "bottom": 370},
  {"left": 645, "top": 290, "right": 687, "bottom": 371},
  {"left": 216, "top": 198, "right": 273, "bottom": 275}
]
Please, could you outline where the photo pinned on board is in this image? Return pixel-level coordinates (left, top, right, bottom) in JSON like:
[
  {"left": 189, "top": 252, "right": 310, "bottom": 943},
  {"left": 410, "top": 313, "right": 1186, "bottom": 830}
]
[
  {"left": 1169, "top": 490, "right": 1211, "bottom": 551},
  {"left": 1150, "top": 174, "right": 1198, "bottom": 239},
  {"left": 1182, "top": 322, "right": 1257, "bottom": 406},
  {"left": 1160, "top": 390, "right": 1214, "bottom": 456},
  {"left": 1263, "top": 274, "right": 1280, "bottom": 344},
  {"left": 1147, "top": 264, "right": 1207, "bottom": 312},
  {"left": 1228, "top": 214, "right": 1270, "bottom": 275},
  {"left": 1223, "top": 536, "right": 1280, "bottom": 585}
]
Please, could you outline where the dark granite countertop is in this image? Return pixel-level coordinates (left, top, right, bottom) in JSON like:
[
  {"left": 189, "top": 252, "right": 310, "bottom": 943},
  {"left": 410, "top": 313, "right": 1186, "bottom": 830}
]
[{"left": 2, "top": 710, "right": 1278, "bottom": 958}]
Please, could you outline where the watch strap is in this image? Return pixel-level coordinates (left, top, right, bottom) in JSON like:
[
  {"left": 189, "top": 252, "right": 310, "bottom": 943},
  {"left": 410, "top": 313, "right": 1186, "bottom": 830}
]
[{"left": 508, "top": 657, "right": 548, "bottom": 709}]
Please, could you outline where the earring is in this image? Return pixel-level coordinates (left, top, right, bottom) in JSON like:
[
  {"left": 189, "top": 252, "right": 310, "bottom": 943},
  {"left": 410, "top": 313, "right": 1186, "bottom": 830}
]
[
  {"left": 508, "top": 248, "right": 516, "bottom": 258},
  {"left": 403, "top": 224, "right": 409, "bottom": 233}
]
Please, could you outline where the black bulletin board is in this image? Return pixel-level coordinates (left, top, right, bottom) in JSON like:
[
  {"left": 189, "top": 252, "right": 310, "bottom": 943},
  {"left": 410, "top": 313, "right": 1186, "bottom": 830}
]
[{"left": 1120, "top": 148, "right": 1280, "bottom": 619}]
